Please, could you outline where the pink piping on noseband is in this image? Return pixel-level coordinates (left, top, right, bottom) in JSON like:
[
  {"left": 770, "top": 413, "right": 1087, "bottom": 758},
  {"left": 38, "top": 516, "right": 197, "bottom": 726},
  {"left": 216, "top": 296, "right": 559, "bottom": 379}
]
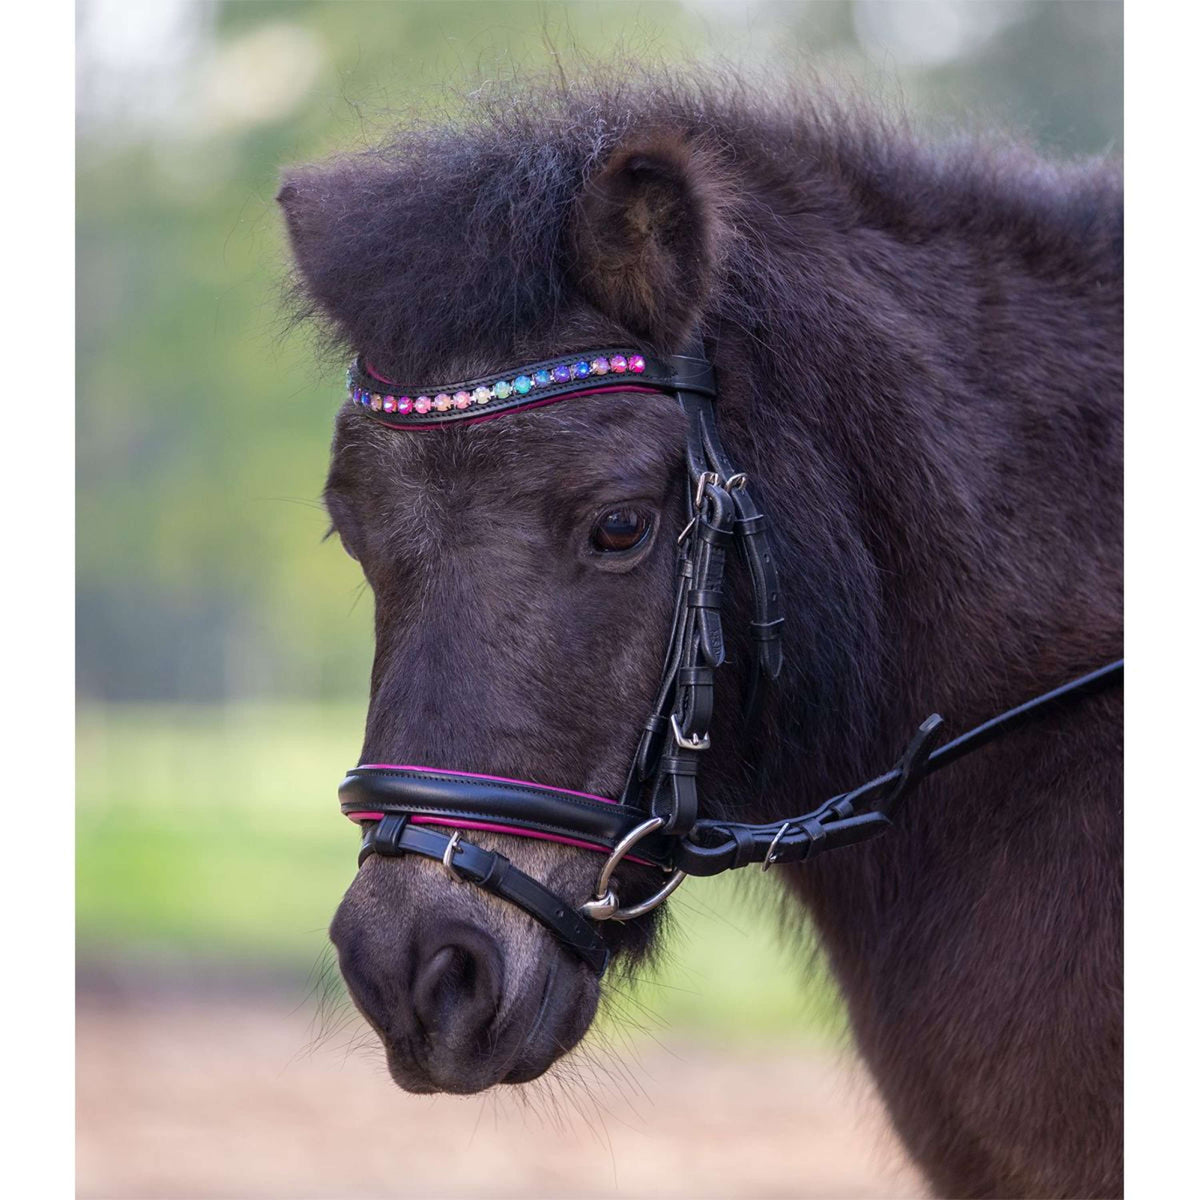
[
  {"left": 357, "top": 763, "right": 622, "bottom": 805},
  {"left": 344, "top": 812, "right": 653, "bottom": 867},
  {"left": 347, "top": 765, "right": 650, "bottom": 864}
]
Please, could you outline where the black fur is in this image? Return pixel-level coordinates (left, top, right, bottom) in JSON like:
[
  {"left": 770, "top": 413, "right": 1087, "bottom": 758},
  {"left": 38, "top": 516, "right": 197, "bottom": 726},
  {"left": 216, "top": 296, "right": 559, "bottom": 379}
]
[{"left": 282, "top": 71, "right": 1122, "bottom": 1199}]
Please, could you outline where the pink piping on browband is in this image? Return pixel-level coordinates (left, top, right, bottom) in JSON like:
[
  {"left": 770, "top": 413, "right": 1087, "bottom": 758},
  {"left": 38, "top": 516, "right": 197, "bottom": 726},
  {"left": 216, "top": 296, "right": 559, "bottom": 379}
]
[
  {"left": 344, "top": 812, "right": 653, "bottom": 867},
  {"left": 357, "top": 763, "right": 622, "bottom": 805},
  {"left": 366, "top": 384, "right": 664, "bottom": 431}
]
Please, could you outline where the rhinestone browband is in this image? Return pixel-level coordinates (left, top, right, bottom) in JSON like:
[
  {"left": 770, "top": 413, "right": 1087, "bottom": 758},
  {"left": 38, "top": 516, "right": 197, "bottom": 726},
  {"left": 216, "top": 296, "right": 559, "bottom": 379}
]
[{"left": 345, "top": 349, "right": 679, "bottom": 426}]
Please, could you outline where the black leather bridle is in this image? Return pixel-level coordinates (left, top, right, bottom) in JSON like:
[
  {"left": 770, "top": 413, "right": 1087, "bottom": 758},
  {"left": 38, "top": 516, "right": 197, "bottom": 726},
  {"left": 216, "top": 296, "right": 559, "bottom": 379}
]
[{"left": 337, "top": 337, "right": 1124, "bottom": 974}]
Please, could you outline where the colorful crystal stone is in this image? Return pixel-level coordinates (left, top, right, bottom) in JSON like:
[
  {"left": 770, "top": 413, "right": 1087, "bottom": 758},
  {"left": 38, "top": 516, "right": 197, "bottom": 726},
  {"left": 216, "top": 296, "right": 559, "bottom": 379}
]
[{"left": 348, "top": 348, "right": 654, "bottom": 421}]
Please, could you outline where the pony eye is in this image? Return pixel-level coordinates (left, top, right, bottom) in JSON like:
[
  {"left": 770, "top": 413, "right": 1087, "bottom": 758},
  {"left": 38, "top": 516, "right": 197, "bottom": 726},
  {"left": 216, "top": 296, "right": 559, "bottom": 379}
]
[{"left": 590, "top": 508, "right": 650, "bottom": 553}]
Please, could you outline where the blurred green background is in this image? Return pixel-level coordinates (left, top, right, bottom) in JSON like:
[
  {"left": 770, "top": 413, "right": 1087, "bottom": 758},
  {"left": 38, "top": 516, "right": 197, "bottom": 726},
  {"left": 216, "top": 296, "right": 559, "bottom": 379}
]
[{"left": 77, "top": 0, "right": 1122, "bottom": 1037}]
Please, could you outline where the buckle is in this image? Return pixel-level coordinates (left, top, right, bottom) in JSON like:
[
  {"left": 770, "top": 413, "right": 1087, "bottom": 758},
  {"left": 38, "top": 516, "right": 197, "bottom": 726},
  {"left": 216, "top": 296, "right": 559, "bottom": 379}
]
[
  {"left": 762, "top": 821, "right": 793, "bottom": 872},
  {"left": 441, "top": 830, "right": 467, "bottom": 884},
  {"left": 693, "top": 470, "right": 720, "bottom": 510},
  {"left": 670, "top": 712, "right": 710, "bottom": 751}
]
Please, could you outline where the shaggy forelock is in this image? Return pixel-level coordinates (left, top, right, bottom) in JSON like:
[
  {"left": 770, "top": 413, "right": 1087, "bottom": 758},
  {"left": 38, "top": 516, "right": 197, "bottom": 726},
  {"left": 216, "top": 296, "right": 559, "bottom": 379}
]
[{"left": 281, "top": 64, "right": 1118, "bottom": 388}]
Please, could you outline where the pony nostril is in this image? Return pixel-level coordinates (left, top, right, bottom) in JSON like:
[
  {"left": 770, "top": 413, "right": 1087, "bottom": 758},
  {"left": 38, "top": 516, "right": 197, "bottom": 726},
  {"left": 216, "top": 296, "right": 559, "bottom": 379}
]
[
  {"left": 415, "top": 945, "right": 474, "bottom": 1025},
  {"left": 410, "top": 927, "right": 503, "bottom": 1049}
]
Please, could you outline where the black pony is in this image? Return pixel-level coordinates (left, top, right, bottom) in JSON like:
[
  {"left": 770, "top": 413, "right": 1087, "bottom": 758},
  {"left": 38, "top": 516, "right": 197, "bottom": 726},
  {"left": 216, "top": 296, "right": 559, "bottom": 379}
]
[{"left": 280, "top": 74, "right": 1122, "bottom": 1199}]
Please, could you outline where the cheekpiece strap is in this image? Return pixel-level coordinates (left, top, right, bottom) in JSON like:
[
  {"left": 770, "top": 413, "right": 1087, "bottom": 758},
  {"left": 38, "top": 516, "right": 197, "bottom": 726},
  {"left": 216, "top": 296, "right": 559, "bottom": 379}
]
[{"left": 622, "top": 335, "right": 786, "bottom": 837}]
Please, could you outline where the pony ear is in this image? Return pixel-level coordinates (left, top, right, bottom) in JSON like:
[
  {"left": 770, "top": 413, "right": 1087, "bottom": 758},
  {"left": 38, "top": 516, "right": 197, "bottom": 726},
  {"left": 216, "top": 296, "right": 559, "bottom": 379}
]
[
  {"left": 569, "top": 135, "right": 726, "bottom": 349},
  {"left": 276, "top": 166, "right": 343, "bottom": 316}
]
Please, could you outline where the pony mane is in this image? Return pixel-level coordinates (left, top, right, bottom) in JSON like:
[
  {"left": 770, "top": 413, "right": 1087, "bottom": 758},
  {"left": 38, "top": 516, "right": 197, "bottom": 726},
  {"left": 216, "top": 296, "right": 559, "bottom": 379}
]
[{"left": 279, "top": 65, "right": 1121, "bottom": 380}]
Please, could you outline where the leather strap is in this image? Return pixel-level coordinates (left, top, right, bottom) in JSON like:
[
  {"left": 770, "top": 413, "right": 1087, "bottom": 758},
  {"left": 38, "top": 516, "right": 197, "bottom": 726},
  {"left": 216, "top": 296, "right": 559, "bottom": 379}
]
[
  {"left": 339, "top": 767, "right": 678, "bottom": 868},
  {"left": 336, "top": 332, "right": 1122, "bottom": 973},
  {"left": 349, "top": 349, "right": 712, "bottom": 428},
  {"left": 675, "top": 659, "right": 1124, "bottom": 876},
  {"left": 619, "top": 334, "right": 785, "bottom": 835},
  {"left": 350, "top": 660, "right": 1121, "bottom": 967},
  {"left": 674, "top": 357, "right": 785, "bottom": 714},
  {"left": 360, "top": 814, "right": 610, "bottom": 973}
]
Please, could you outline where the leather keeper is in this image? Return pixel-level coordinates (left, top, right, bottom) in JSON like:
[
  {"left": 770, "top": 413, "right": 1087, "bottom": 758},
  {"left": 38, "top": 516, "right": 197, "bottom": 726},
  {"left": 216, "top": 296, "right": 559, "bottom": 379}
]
[
  {"left": 751, "top": 617, "right": 785, "bottom": 640},
  {"left": 730, "top": 825, "right": 757, "bottom": 870},
  {"left": 652, "top": 759, "right": 699, "bottom": 834},
  {"left": 658, "top": 754, "right": 700, "bottom": 777},
  {"left": 696, "top": 519, "right": 735, "bottom": 548}
]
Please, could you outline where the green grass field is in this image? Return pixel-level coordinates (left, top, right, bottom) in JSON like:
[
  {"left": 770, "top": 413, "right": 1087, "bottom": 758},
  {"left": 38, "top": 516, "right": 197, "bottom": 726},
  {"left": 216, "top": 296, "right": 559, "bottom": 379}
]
[{"left": 77, "top": 705, "right": 846, "bottom": 1040}]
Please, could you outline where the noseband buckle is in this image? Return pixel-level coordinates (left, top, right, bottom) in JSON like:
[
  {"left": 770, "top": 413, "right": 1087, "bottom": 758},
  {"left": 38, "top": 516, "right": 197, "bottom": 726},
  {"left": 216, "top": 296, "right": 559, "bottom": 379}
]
[{"left": 441, "top": 830, "right": 467, "bottom": 883}]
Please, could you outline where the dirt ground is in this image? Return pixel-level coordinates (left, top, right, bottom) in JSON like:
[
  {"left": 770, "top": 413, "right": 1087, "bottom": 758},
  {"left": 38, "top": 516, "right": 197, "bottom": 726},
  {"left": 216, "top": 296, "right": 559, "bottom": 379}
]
[{"left": 77, "top": 993, "right": 925, "bottom": 1200}]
